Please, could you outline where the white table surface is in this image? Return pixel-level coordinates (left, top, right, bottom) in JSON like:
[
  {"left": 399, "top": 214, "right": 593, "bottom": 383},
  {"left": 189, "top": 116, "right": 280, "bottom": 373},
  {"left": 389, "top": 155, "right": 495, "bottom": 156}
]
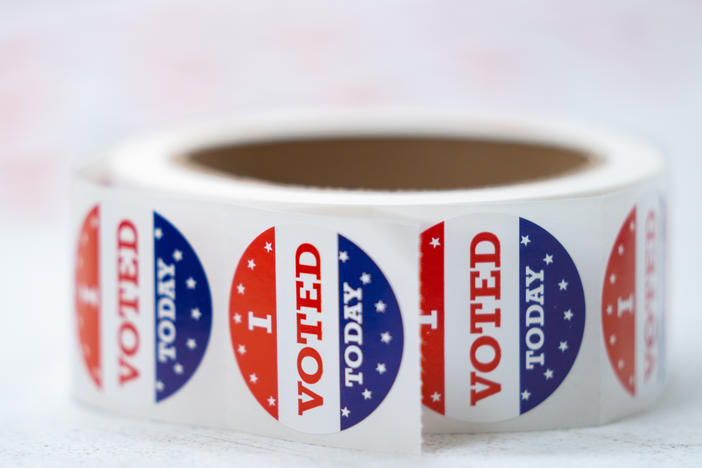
[{"left": 1, "top": 1, "right": 701, "bottom": 466}]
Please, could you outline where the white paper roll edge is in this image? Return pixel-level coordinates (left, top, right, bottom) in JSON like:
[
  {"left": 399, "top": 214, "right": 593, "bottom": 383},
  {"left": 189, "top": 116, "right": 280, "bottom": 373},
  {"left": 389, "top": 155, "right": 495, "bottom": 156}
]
[{"left": 72, "top": 110, "right": 667, "bottom": 452}]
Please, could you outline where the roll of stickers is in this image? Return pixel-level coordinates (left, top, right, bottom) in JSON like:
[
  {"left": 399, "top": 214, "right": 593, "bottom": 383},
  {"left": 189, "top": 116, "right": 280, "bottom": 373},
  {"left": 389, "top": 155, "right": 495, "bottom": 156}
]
[{"left": 72, "top": 111, "right": 667, "bottom": 452}]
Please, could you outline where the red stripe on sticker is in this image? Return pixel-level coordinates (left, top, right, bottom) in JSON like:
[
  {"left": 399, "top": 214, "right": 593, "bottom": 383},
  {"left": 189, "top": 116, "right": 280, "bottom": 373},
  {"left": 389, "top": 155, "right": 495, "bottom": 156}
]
[
  {"left": 76, "top": 205, "right": 101, "bottom": 388},
  {"left": 603, "top": 208, "right": 636, "bottom": 395},
  {"left": 420, "top": 222, "right": 445, "bottom": 414},
  {"left": 230, "top": 227, "right": 279, "bottom": 418}
]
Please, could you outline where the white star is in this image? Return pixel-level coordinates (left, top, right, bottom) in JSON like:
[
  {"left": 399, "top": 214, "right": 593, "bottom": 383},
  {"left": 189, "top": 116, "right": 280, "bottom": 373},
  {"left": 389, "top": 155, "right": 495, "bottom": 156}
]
[
  {"left": 236, "top": 283, "right": 245, "bottom": 295},
  {"left": 543, "top": 254, "right": 553, "bottom": 265},
  {"left": 609, "top": 273, "right": 616, "bottom": 284},
  {"left": 186, "top": 277, "right": 196, "bottom": 289},
  {"left": 558, "top": 279, "right": 568, "bottom": 291},
  {"left": 430, "top": 237, "right": 441, "bottom": 248},
  {"left": 559, "top": 341, "right": 568, "bottom": 352},
  {"left": 186, "top": 338, "right": 196, "bottom": 350},
  {"left": 380, "top": 332, "right": 392, "bottom": 344},
  {"left": 237, "top": 344, "right": 246, "bottom": 355},
  {"left": 629, "top": 375, "right": 635, "bottom": 386},
  {"left": 606, "top": 304, "right": 613, "bottom": 315},
  {"left": 267, "top": 396, "right": 276, "bottom": 406},
  {"left": 618, "top": 244, "right": 624, "bottom": 255},
  {"left": 174, "top": 363, "right": 183, "bottom": 375},
  {"left": 249, "top": 373, "right": 258, "bottom": 383},
  {"left": 172, "top": 249, "right": 183, "bottom": 261},
  {"left": 618, "top": 359, "right": 625, "bottom": 370},
  {"left": 341, "top": 407, "right": 350, "bottom": 417},
  {"left": 191, "top": 308, "right": 201, "bottom": 320},
  {"left": 78, "top": 286, "right": 99, "bottom": 307},
  {"left": 375, "top": 300, "right": 387, "bottom": 313},
  {"left": 339, "top": 251, "right": 349, "bottom": 263},
  {"left": 563, "top": 309, "right": 573, "bottom": 321},
  {"left": 90, "top": 216, "right": 99, "bottom": 229},
  {"left": 156, "top": 380, "right": 164, "bottom": 391},
  {"left": 609, "top": 334, "right": 617, "bottom": 345},
  {"left": 376, "top": 363, "right": 387, "bottom": 374},
  {"left": 247, "top": 259, "right": 256, "bottom": 270},
  {"left": 264, "top": 242, "right": 273, "bottom": 253},
  {"left": 154, "top": 228, "right": 163, "bottom": 239},
  {"left": 362, "top": 389, "right": 372, "bottom": 400},
  {"left": 520, "top": 235, "right": 531, "bottom": 246},
  {"left": 233, "top": 313, "right": 242, "bottom": 324},
  {"left": 360, "top": 272, "right": 371, "bottom": 285},
  {"left": 544, "top": 368, "right": 554, "bottom": 380},
  {"left": 430, "top": 392, "right": 441, "bottom": 402},
  {"left": 521, "top": 389, "right": 531, "bottom": 400},
  {"left": 81, "top": 232, "right": 89, "bottom": 244},
  {"left": 630, "top": 220, "right": 635, "bottom": 231}
]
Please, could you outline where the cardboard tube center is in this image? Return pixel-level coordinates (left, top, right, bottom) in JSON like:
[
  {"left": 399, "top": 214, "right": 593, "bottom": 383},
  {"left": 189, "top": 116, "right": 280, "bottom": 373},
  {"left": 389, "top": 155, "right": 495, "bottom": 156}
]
[{"left": 185, "top": 137, "right": 596, "bottom": 190}]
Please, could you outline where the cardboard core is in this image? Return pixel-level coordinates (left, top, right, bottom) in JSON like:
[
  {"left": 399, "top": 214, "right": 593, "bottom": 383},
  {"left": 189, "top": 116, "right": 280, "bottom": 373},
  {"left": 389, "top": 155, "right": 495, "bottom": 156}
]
[{"left": 185, "top": 137, "right": 596, "bottom": 190}]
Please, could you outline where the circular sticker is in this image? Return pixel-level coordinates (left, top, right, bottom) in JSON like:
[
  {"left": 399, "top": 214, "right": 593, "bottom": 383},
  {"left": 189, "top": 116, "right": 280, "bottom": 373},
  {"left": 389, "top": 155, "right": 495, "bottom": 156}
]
[
  {"left": 602, "top": 198, "right": 664, "bottom": 397},
  {"left": 76, "top": 205, "right": 101, "bottom": 388},
  {"left": 153, "top": 212, "right": 212, "bottom": 401},
  {"left": 420, "top": 215, "right": 585, "bottom": 422},
  {"left": 230, "top": 226, "right": 403, "bottom": 433}
]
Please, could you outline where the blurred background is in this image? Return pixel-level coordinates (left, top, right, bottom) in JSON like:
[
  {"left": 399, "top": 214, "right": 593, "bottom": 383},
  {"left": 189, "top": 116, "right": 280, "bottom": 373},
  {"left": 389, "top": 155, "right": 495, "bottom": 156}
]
[{"left": 1, "top": 1, "right": 701, "bottom": 466}]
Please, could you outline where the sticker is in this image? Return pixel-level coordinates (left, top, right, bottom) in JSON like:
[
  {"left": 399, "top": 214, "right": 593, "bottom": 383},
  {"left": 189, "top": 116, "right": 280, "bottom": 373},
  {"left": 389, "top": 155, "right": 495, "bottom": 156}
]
[
  {"left": 602, "top": 197, "right": 664, "bottom": 396},
  {"left": 153, "top": 212, "right": 212, "bottom": 401},
  {"left": 229, "top": 226, "right": 403, "bottom": 433},
  {"left": 421, "top": 216, "right": 585, "bottom": 422},
  {"left": 76, "top": 205, "right": 101, "bottom": 388}
]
